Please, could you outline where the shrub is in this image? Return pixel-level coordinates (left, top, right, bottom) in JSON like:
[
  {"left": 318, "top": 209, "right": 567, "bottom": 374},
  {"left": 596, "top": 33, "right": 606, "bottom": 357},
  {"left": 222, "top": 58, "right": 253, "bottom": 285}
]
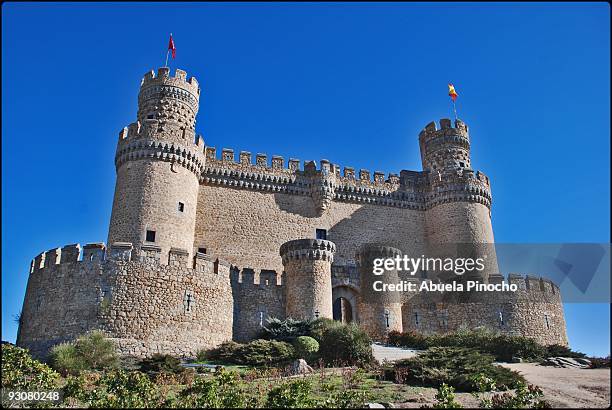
[
  {"left": 177, "top": 368, "right": 254, "bottom": 408},
  {"left": 487, "top": 382, "right": 550, "bottom": 408},
  {"left": 49, "top": 342, "right": 87, "bottom": 376},
  {"left": 432, "top": 383, "right": 463, "bottom": 408},
  {"left": 1, "top": 344, "right": 59, "bottom": 391},
  {"left": 388, "top": 328, "right": 548, "bottom": 362},
  {"left": 393, "top": 347, "right": 525, "bottom": 392},
  {"left": 265, "top": 379, "right": 314, "bottom": 408},
  {"left": 63, "top": 368, "right": 162, "bottom": 408},
  {"left": 293, "top": 336, "right": 319, "bottom": 362},
  {"left": 50, "top": 331, "right": 119, "bottom": 375},
  {"left": 588, "top": 356, "right": 610, "bottom": 368},
  {"left": 545, "top": 344, "right": 586, "bottom": 358},
  {"left": 319, "top": 322, "right": 375, "bottom": 367},
  {"left": 138, "top": 353, "right": 183, "bottom": 375},
  {"left": 388, "top": 329, "right": 428, "bottom": 349},
  {"left": 308, "top": 317, "right": 337, "bottom": 343},
  {"left": 236, "top": 339, "right": 295, "bottom": 366},
  {"left": 198, "top": 340, "right": 241, "bottom": 363},
  {"left": 200, "top": 339, "right": 295, "bottom": 366},
  {"left": 260, "top": 317, "right": 315, "bottom": 343}
]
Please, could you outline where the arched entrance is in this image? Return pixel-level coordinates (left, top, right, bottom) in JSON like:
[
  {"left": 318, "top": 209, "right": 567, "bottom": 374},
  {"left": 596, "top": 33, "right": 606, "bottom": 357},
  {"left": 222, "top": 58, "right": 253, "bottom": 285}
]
[{"left": 332, "top": 286, "right": 359, "bottom": 324}]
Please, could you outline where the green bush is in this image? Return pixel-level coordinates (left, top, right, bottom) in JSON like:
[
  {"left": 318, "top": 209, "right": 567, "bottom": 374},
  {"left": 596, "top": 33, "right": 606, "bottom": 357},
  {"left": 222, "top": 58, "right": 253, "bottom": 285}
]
[
  {"left": 138, "top": 353, "right": 184, "bottom": 375},
  {"left": 388, "top": 328, "right": 548, "bottom": 362},
  {"left": 1, "top": 344, "right": 59, "bottom": 391},
  {"left": 545, "top": 344, "right": 586, "bottom": 358},
  {"left": 319, "top": 322, "right": 374, "bottom": 367},
  {"left": 265, "top": 379, "right": 314, "bottom": 408},
  {"left": 393, "top": 347, "right": 525, "bottom": 392},
  {"left": 307, "top": 317, "right": 337, "bottom": 343},
  {"left": 63, "top": 369, "right": 162, "bottom": 408},
  {"left": 293, "top": 336, "right": 319, "bottom": 362},
  {"left": 177, "top": 368, "right": 254, "bottom": 408},
  {"left": 50, "top": 331, "right": 119, "bottom": 375},
  {"left": 260, "top": 317, "right": 316, "bottom": 343},
  {"left": 432, "top": 383, "right": 463, "bottom": 408},
  {"left": 200, "top": 339, "right": 295, "bottom": 366},
  {"left": 387, "top": 330, "right": 428, "bottom": 349},
  {"left": 198, "top": 340, "right": 241, "bottom": 363},
  {"left": 487, "top": 382, "right": 550, "bottom": 408},
  {"left": 236, "top": 339, "right": 295, "bottom": 366},
  {"left": 49, "top": 342, "right": 87, "bottom": 376}
]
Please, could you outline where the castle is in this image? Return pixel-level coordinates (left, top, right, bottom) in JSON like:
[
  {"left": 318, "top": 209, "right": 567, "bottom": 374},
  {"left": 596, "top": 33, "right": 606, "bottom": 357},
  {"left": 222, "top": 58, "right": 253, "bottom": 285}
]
[{"left": 17, "top": 67, "right": 568, "bottom": 359}]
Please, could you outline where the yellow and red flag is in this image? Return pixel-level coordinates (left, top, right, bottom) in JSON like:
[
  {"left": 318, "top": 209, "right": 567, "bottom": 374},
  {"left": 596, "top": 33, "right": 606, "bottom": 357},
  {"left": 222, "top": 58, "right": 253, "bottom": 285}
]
[{"left": 448, "top": 83, "right": 458, "bottom": 102}]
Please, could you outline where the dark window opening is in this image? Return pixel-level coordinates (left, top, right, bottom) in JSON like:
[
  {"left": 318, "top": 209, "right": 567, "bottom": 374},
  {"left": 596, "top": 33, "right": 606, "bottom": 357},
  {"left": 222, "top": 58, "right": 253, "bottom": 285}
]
[
  {"left": 178, "top": 202, "right": 185, "bottom": 212},
  {"left": 147, "top": 113, "right": 155, "bottom": 120},
  {"left": 459, "top": 162, "right": 465, "bottom": 167},
  {"left": 146, "top": 230, "right": 156, "bottom": 242},
  {"left": 316, "top": 229, "right": 327, "bottom": 240},
  {"left": 197, "top": 247, "right": 207, "bottom": 254}
]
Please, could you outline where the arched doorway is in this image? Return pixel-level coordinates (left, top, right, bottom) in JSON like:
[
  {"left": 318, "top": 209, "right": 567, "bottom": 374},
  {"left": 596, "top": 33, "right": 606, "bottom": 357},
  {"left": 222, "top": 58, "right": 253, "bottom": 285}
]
[
  {"left": 333, "top": 297, "right": 353, "bottom": 323},
  {"left": 332, "top": 285, "right": 359, "bottom": 324}
]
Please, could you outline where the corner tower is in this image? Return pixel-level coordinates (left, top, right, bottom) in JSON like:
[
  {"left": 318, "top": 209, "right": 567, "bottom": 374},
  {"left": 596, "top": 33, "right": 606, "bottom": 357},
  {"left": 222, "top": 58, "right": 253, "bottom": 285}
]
[
  {"left": 107, "top": 67, "right": 205, "bottom": 263},
  {"left": 419, "top": 119, "right": 498, "bottom": 282}
]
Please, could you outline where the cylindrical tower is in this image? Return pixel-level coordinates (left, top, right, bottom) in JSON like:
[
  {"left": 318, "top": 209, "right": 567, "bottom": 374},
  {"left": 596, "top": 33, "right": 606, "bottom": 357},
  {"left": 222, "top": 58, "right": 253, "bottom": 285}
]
[
  {"left": 419, "top": 119, "right": 498, "bottom": 282},
  {"left": 280, "top": 239, "right": 336, "bottom": 320},
  {"left": 108, "top": 67, "right": 205, "bottom": 263},
  {"left": 357, "top": 244, "right": 403, "bottom": 340}
]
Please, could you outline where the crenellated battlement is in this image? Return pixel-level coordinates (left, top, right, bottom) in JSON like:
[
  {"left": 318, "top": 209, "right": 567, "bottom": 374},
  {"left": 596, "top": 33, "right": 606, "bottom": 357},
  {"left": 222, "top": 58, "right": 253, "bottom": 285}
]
[
  {"left": 28, "top": 242, "right": 233, "bottom": 279},
  {"left": 279, "top": 239, "right": 336, "bottom": 263},
  {"left": 418, "top": 118, "right": 469, "bottom": 143},
  {"left": 114, "top": 136, "right": 206, "bottom": 179},
  {"left": 140, "top": 67, "right": 200, "bottom": 98}
]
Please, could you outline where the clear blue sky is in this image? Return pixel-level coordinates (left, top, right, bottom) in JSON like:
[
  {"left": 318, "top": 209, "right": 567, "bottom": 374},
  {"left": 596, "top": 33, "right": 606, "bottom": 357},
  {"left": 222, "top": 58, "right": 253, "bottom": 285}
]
[{"left": 2, "top": 2, "right": 610, "bottom": 356}]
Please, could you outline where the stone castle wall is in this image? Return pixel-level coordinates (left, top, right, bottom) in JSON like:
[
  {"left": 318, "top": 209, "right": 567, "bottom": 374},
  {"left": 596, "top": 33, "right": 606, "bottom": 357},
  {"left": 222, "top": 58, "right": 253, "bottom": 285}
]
[
  {"left": 18, "top": 243, "right": 235, "bottom": 359},
  {"left": 231, "top": 268, "right": 286, "bottom": 342},
  {"left": 195, "top": 153, "right": 429, "bottom": 274},
  {"left": 399, "top": 274, "right": 568, "bottom": 346}
]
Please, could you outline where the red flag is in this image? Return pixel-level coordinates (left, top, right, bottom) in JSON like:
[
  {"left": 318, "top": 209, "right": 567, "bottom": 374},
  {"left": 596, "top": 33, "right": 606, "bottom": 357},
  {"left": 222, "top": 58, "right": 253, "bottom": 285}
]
[{"left": 168, "top": 34, "right": 176, "bottom": 59}]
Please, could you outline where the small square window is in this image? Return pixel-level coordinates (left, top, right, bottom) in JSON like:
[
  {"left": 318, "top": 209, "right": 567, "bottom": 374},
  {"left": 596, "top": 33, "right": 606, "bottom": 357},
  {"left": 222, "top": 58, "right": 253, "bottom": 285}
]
[
  {"left": 147, "top": 113, "right": 155, "bottom": 120},
  {"left": 145, "top": 230, "right": 156, "bottom": 242},
  {"left": 316, "top": 229, "right": 327, "bottom": 240},
  {"left": 178, "top": 202, "right": 185, "bottom": 212},
  {"left": 198, "top": 247, "right": 207, "bottom": 254}
]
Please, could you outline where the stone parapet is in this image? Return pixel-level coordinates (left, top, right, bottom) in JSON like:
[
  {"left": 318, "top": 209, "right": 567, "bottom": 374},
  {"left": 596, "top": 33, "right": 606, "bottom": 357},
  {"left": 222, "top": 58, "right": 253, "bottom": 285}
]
[
  {"left": 115, "top": 138, "right": 206, "bottom": 180},
  {"left": 279, "top": 239, "right": 336, "bottom": 263}
]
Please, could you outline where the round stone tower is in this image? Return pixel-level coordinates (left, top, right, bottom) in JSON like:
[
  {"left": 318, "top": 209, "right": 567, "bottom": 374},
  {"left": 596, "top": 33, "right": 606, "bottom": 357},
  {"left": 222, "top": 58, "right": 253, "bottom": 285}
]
[
  {"left": 419, "top": 119, "right": 498, "bottom": 282},
  {"left": 357, "top": 243, "right": 403, "bottom": 340},
  {"left": 280, "top": 239, "right": 336, "bottom": 320},
  {"left": 107, "top": 67, "right": 205, "bottom": 263}
]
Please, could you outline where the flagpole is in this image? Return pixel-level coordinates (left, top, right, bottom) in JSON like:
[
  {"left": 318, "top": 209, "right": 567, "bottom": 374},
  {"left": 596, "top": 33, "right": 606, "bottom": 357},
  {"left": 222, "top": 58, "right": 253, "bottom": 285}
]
[{"left": 452, "top": 100, "right": 458, "bottom": 121}]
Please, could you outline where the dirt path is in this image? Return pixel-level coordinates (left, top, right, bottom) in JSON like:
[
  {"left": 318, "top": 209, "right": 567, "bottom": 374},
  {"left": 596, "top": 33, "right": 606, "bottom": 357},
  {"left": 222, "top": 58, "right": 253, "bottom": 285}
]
[{"left": 499, "top": 363, "right": 610, "bottom": 408}]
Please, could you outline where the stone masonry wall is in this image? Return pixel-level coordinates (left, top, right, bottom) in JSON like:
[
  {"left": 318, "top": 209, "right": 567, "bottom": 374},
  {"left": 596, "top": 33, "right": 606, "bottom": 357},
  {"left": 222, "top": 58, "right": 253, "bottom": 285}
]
[
  {"left": 195, "top": 184, "right": 427, "bottom": 275},
  {"left": 18, "top": 243, "right": 234, "bottom": 359},
  {"left": 400, "top": 274, "right": 568, "bottom": 346},
  {"left": 231, "top": 268, "right": 286, "bottom": 342}
]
